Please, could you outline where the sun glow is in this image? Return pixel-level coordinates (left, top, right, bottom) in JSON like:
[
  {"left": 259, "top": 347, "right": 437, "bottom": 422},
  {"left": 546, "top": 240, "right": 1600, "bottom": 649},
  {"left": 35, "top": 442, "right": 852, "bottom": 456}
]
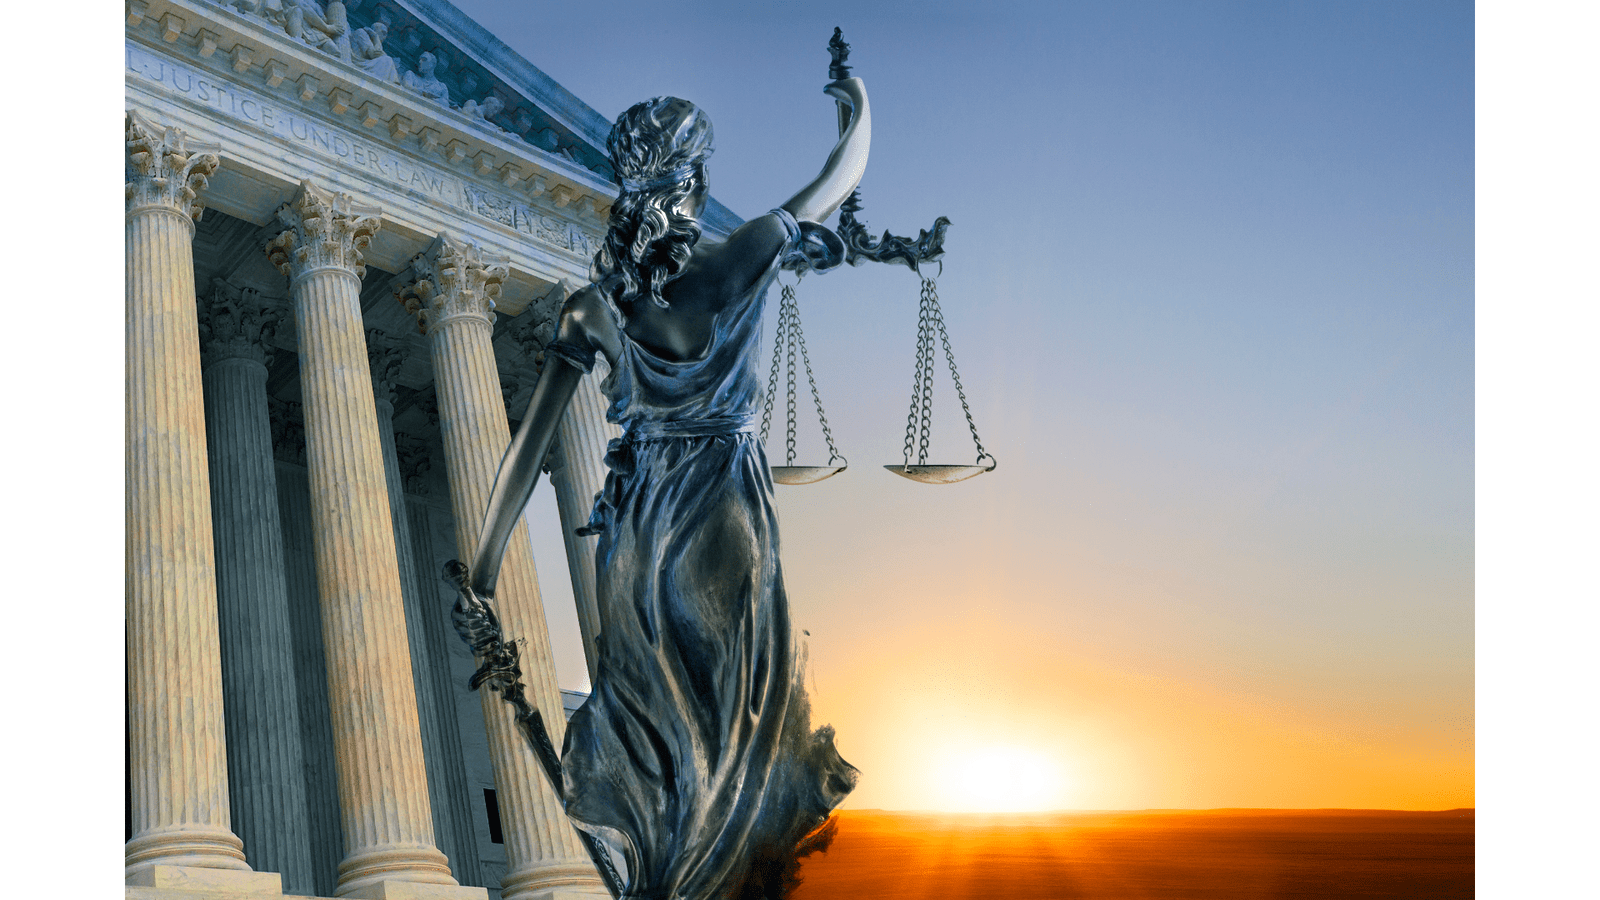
[{"left": 932, "top": 745, "right": 1070, "bottom": 813}]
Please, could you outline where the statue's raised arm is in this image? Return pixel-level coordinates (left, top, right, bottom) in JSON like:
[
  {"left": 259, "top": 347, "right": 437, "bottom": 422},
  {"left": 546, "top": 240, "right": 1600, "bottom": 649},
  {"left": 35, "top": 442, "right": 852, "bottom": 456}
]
[
  {"left": 781, "top": 76, "right": 870, "bottom": 224},
  {"left": 449, "top": 42, "right": 868, "bottom": 897}
]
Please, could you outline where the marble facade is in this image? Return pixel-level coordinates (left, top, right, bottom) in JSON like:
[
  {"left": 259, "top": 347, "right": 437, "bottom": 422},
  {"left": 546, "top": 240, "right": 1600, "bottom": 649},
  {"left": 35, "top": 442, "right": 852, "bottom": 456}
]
[{"left": 125, "top": 3, "right": 739, "bottom": 898}]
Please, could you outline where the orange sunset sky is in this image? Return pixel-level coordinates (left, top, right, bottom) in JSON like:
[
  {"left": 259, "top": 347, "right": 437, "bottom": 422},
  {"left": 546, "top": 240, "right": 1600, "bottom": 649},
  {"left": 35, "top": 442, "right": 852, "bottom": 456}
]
[{"left": 472, "top": 0, "right": 1478, "bottom": 814}]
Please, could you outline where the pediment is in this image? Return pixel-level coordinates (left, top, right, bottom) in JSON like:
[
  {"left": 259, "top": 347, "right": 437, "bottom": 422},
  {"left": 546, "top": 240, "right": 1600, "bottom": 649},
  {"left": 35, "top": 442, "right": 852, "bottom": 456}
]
[{"left": 126, "top": 0, "right": 739, "bottom": 240}]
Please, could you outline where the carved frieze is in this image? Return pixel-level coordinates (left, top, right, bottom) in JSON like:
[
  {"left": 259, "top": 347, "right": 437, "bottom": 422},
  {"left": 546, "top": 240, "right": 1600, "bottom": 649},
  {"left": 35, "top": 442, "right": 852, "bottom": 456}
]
[
  {"left": 126, "top": 111, "right": 221, "bottom": 221},
  {"left": 265, "top": 179, "right": 382, "bottom": 281},
  {"left": 126, "top": 41, "right": 606, "bottom": 260},
  {"left": 394, "top": 234, "right": 508, "bottom": 333},
  {"left": 179, "top": 0, "right": 610, "bottom": 178},
  {"left": 198, "top": 278, "right": 284, "bottom": 367}
]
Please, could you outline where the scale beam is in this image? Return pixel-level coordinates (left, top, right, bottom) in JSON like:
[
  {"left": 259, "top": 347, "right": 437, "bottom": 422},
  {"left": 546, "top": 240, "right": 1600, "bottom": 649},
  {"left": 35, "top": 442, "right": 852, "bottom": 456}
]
[{"left": 827, "top": 27, "right": 952, "bottom": 274}]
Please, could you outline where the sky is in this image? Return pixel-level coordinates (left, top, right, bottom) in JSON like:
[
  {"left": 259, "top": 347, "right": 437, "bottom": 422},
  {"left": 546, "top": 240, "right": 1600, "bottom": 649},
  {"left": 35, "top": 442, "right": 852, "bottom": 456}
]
[
  {"left": 15, "top": 1, "right": 1594, "bottom": 895},
  {"left": 438, "top": 0, "right": 1475, "bottom": 813},
  {"left": 10, "top": 3, "right": 1600, "bottom": 900}
]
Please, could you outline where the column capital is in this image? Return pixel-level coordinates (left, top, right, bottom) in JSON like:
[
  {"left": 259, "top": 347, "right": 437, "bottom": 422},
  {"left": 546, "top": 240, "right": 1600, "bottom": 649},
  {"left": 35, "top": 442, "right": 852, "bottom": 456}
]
[
  {"left": 266, "top": 179, "right": 381, "bottom": 283},
  {"left": 198, "top": 279, "right": 284, "bottom": 368},
  {"left": 269, "top": 397, "right": 306, "bottom": 466},
  {"left": 500, "top": 370, "right": 522, "bottom": 415},
  {"left": 504, "top": 304, "right": 558, "bottom": 382},
  {"left": 414, "top": 393, "right": 440, "bottom": 430},
  {"left": 395, "top": 432, "right": 433, "bottom": 496},
  {"left": 126, "top": 111, "right": 221, "bottom": 223},
  {"left": 395, "top": 233, "right": 509, "bottom": 334},
  {"left": 367, "top": 329, "right": 406, "bottom": 410}
]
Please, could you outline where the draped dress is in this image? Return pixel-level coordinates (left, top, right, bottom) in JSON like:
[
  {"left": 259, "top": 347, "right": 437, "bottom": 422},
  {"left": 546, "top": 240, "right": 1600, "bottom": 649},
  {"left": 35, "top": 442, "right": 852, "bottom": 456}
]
[{"left": 554, "top": 211, "right": 858, "bottom": 900}]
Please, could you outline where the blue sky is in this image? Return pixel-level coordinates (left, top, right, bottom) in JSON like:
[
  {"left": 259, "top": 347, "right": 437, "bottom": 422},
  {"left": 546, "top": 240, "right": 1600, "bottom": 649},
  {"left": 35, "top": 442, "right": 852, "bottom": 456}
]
[{"left": 436, "top": 0, "right": 1477, "bottom": 810}]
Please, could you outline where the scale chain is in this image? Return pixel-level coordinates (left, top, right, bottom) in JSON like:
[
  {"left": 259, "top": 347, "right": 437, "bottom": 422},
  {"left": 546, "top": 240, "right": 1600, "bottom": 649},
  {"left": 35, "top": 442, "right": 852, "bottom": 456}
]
[
  {"left": 795, "top": 312, "right": 844, "bottom": 465},
  {"left": 785, "top": 285, "right": 799, "bottom": 465},
  {"left": 761, "top": 291, "right": 790, "bottom": 445},
  {"left": 926, "top": 277, "right": 994, "bottom": 467},
  {"left": 903, "top": 290, "right": 931, "bottom": 467},
  {"left": 918, "top": 284, "right": 937, "bottom": 465},
  {"left": 765, "top": 280, "right": 846, "bottom": 471}
]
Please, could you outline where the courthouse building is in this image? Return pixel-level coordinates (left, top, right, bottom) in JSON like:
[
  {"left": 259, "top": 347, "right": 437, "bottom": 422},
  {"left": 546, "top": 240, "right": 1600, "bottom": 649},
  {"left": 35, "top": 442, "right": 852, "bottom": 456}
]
[{"left": 125, "top": 1, "right": 740, "bottom": 898}]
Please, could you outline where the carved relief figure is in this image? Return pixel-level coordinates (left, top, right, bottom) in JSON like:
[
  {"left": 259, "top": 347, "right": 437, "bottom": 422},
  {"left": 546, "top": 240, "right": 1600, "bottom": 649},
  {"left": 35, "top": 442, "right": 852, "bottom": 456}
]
[
  {"left": 457, "top": 75, "right": 872, "bottom": 900},
  {"left": 229, "top": 0, "right": 283, "bottom": 20},
  {"left": 351, "top": 20, "right": 400, "bottom": 83},
  {"left": 460, "top": 95, "right": 506, "bottom": 130},
  {"left": 283, "top": 0, "right": 350, "bottom": 63},
  {"left": 401, "top": 51, "right": 451, "bottom": 106}
]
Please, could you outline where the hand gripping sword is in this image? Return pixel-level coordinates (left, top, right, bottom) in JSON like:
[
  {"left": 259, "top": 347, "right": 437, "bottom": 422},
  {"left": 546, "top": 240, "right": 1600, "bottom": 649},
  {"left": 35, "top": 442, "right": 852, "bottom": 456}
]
[{"left": 442, "top": 560, "right": 626, "bottom": 899}]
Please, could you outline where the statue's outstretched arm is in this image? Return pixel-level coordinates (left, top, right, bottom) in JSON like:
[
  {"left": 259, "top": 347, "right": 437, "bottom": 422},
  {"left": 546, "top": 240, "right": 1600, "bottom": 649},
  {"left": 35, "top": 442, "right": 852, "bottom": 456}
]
[
  {"left": 781, "top": 77, "right": 870, "bottom": 224},
  {"left": 467, "top": 288, "right": 620, "bottom": 598}
]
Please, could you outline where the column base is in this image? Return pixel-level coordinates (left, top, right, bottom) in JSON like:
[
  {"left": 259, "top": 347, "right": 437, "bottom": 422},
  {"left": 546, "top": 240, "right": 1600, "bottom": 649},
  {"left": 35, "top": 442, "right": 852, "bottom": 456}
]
[
  {"left": 126, "top": 830, "right": 252, "bottom": 880},
  {"left": 335, "top": 845, "right": 460, "bottom": 897},
  {"left": 127, "top": 865, "right": 283, "bottom": 896},
  {"left": 339, "top": 883, "right": 489, "bottom": 900},
  {"left": 499, "top": 863, "right": 608, "bottom": 900},
  {"left": 517, "top": 890, "right": 612, "bottom": 900}
]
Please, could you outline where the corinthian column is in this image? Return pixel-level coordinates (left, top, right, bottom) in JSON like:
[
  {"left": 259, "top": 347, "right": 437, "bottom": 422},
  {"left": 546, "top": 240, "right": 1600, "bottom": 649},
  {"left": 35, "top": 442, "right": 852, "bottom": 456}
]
[
  {"left": 368, "top": 332, "right": 477, "bottom": 887},
  {"left": 507, "top": 303, "right": 620, "bottom": 685},
  {"left": 397, "top": 236, "right": 604, "bottom": 900},
  {"left": 266, "top": 181, "right": 477, "bottom": 899},
  {"left": 198, "top": 281, "right": 316, "bottom": 895},
  {"left": 125, "top": 111, "right": 265, "bottom": 891}
]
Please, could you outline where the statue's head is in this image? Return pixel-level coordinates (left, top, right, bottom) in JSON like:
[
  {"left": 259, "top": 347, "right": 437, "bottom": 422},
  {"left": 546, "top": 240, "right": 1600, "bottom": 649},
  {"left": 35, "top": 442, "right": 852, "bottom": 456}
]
[
  {"left": 594, "top": 98, "right": 716, "bottom": 310},
  {"left": 480, "top": 96, "right": 504, "bottom": 118},
  {"left": 417, "top": 51, "right": 436, "bottom": 75}
]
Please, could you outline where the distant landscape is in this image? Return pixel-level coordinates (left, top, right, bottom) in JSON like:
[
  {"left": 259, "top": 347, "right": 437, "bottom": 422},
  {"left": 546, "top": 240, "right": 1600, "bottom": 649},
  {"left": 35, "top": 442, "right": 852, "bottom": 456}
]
[{"left": 790, "top": 809, "right": 1475, "bottom": 900}]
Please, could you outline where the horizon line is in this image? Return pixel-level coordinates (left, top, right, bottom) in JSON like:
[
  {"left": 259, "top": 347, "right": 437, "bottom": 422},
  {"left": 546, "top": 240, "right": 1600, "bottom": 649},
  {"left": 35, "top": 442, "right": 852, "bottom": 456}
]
[{"left": 840, "top": 807, "right": 1476, "bottom": 815}]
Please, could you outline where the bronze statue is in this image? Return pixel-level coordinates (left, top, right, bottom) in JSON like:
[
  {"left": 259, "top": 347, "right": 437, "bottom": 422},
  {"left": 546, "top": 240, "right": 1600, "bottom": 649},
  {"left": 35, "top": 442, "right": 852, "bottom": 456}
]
[{"left": 451, "top": 74, "right": 871, "bottom": 900}]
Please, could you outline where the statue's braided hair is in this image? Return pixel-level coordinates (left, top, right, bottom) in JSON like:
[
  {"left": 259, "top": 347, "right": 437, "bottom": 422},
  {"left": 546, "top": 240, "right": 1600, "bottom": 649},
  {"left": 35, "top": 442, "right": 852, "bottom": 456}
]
[{"left": 593, "top": 97, "right": 715, "bottom": 310}]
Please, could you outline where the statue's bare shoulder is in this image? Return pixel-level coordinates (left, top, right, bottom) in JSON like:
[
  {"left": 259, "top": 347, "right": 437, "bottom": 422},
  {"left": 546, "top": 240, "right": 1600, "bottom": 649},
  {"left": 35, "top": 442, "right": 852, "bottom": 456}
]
[
  {"left": 695, "top": 213, "right": 791, "bottom": 299},
  {"left": 559, "top": 282, "right": 623, "bottom": 369}
]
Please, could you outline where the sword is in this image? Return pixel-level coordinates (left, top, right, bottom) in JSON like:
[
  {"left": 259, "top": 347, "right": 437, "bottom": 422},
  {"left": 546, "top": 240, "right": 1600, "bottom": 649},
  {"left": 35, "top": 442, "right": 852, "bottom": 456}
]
[{"left": 442, "top": 560, "right": 626, "bottom": 900}]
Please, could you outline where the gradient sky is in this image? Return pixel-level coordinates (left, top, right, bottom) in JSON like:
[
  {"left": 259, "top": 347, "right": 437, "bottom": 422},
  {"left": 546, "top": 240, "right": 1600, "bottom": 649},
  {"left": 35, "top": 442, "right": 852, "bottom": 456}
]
[{"left": 433, "top": 0, "right": 1474, "bottom": 813}]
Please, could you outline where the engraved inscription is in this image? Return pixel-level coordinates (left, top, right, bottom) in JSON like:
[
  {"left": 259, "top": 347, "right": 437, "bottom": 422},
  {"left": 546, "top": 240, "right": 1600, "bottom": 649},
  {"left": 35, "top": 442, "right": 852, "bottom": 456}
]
[{"left": 127, "top": 41, "right": 603, "bottom": 257}]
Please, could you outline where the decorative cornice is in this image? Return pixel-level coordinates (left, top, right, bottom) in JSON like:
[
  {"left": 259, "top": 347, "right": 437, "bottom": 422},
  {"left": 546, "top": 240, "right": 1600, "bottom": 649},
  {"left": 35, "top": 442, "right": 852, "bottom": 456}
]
[
  {"left": 198, "top": 278, "right": 283, "bottom": 368},
  {"left": 126, "top": 110, "right": 221, "bottom": 222},
  {"left": 265, "top": 179, "right": 382, "bottom": 282},
  {"left": 367, "top": 329, "right": 406, "bottom": 410},
  {"left": 124, "top": 0, "right": 743, "bottom": 238},
  {"left": 394, "top": 233, "right": 508, "bottom": 334}
]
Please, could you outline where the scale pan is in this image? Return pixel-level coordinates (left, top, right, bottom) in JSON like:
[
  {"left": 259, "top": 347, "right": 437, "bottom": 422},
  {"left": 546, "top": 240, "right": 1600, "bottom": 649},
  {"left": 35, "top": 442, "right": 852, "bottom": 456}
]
[
  {"left": 883, "top": 464, "right": 993, "bottom": 484},
  {"left": 772, "top": 465, "right": 847, "bottom": 485}
]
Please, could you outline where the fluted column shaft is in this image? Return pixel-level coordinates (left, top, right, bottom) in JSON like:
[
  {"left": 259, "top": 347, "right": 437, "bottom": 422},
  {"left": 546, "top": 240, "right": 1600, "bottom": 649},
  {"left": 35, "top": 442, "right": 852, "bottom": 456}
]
[
  {"left": 401, "top": 236, "right": 601, "bottom": 900},
  {"left": 274, "top": 449, "right": 348, "bottom": 898},
  {"left": 370, "top": 340, "right": 474, "bottom": 886},
  {"left": 267, "top": 180, "right": 458, "bottom": 897},
  {"left": 125, "top": 112, "right": 251, "bottom": 880},
  {"left": 200, "top": 288, "right": 315, "bottom": 893},
  {"left": 547, "top": 365, "right": 621, "bottom": 685}
]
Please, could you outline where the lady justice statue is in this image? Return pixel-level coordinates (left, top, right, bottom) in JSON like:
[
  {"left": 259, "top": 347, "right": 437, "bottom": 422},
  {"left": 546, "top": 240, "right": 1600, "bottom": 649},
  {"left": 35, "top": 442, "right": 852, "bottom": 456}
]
[{"left": 446, "top": 65, "right": 872, "bottom": 900}]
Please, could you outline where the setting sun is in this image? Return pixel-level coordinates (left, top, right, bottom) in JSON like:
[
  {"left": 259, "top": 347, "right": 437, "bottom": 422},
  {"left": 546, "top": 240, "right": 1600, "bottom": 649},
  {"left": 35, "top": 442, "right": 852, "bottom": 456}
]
[{"left": 932, "top": 745, "right": 1070, "bottom": 813}]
